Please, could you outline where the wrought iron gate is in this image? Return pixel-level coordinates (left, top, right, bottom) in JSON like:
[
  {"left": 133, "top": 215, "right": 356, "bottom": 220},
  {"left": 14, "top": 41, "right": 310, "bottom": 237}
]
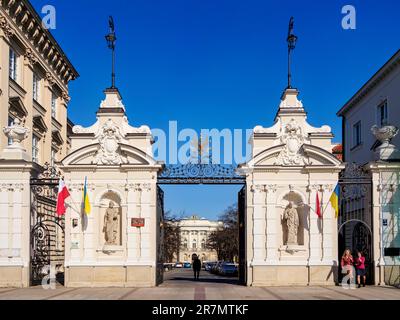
[
  {"left": 30, "top": 165, "right": 65, "bottom": 286},
  {"left": 156, "top": 186, "right": 165, "bottom": 285},
  {"left": 338, "top": 163, "right": 373, "bottom": 284},
  {"left": 238, "top": 186, "right": 247, "bottom": 285}
]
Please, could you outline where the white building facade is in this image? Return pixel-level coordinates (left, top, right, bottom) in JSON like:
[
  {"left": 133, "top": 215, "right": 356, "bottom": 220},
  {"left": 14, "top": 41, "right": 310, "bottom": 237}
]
[
  {"left": 177, "top": 215, "right": 222, "bottom": 263},
  {"left": 337, "top": 49, "right": 400, "bottom": 286}
]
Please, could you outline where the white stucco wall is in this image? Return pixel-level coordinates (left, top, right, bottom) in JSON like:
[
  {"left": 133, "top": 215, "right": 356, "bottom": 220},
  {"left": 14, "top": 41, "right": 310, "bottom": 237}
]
[{"left": 342, "top": 62, "right": 400, "bottom": 164}]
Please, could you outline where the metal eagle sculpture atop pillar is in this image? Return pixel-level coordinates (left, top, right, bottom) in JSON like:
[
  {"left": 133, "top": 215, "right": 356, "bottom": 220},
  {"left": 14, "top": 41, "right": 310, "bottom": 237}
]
[
  {"left": 105, "top": 16, "right": 117, "bottom": 89},
  {"left": 287, "top": 17, "right": 298, "bottom": 89}
]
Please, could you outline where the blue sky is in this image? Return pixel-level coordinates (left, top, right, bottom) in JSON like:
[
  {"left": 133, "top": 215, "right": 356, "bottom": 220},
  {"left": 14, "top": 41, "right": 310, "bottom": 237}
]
[{"left": 31, "top": 0, "right": 400, "bottom": 220}]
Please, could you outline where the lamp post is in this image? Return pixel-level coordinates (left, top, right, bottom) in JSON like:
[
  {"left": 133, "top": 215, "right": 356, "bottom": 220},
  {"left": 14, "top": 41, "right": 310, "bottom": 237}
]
[
  {"left": 105, "top": 16, "right": 117, "bottom": 89},
  {"left": 287, "top": 17, "right": 298, "bottom": 89}
]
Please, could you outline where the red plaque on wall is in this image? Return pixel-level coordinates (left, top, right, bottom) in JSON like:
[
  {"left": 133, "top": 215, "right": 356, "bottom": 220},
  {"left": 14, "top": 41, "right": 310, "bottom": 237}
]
[{"left": 131, "top": 218, "right": 145, "bottom": 227}]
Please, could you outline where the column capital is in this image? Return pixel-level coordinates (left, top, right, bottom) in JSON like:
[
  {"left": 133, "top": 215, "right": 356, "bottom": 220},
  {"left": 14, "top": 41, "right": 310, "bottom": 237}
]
[{"left": 251, "top": 184, "right": 265, "bottom": 193}]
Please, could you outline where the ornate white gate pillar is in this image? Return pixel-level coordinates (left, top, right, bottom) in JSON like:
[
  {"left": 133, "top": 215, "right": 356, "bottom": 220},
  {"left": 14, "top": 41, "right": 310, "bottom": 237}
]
[
  {"left": 0, "top": 120, "right": 35, "bottom": 287},
  {"left": 241, "top": 88, "right": 344, "bottom": 286},
  {"left": 61, "top": 88, "right": 163, "bottom": 288},
  {"left": 366, "top": 161, "right": 400, "bottom": 286}
]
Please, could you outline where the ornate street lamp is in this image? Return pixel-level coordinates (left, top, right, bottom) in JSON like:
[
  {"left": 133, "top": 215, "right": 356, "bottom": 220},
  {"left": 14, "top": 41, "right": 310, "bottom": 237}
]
[{"left": 105, "top": 16, "right": 117, "bottom": 89}]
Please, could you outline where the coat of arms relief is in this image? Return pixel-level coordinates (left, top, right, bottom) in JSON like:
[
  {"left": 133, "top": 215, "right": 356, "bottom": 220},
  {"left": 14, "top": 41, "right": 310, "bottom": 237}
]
[
  {"left": 275, "top": 119, "right": 310, "bottom": 166},
  {"left": 94, "top": 119, "right": 128, "bottom": 165}
]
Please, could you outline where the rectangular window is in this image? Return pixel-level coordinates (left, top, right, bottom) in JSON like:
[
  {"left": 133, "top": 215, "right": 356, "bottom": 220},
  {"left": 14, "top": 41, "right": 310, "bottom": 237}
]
[
  {"left": 51, "top": 93, "right": 57, "bottom": 118},
  {"left": 32, "top": 135, "right": 40, "bottom": 163},
  {"left": 51, "top": 148, "right": 56, "bottom": 167},
  {"left": 9, "top": 48, "right": 18, "bottom": 81},
  {"left": 353, "top": 121, "right": 362, "bottom": 148},
  {"left": 378, "top": 101, "right": 388, "bottom": 126},
  {"left": 33, "top": 73, "right": 40, "bottom": 101}
]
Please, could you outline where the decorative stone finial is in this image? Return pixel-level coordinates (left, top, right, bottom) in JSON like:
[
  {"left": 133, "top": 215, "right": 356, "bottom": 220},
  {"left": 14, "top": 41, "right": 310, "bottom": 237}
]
[
  {"left": 3, "top": 119, "right": 30, "bottom": 151},
  {"left": 1, "top": 119, "right": 30, "bottom": 161},
  {"left": 371, "top": 125, "right": 400, "bottom": 161}
]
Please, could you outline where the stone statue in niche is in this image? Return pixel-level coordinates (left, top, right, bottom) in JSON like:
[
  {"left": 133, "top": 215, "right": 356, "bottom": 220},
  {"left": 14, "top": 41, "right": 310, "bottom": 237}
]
[
  {"left": 283, "top": 202, "right": 300, "bottom": 245},
  {"left": 103, "top": 201, "right": 120, "bottom": 245}
]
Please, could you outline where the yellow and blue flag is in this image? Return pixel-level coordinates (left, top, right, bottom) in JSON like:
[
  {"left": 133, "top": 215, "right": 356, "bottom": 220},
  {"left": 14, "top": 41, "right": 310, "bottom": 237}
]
[
  {"left": 83, "top": 177, "right": 91, "bottom": 215},
  {"left": 329, "top": 185, "right": 340, "bottom": 218}
]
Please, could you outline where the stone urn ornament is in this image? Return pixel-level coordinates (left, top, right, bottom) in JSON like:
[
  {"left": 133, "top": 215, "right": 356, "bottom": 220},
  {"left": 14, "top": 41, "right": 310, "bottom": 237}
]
[
  {"left": 3, "top": 118, "right": 30, "bottom": 150},
  {"left": 371, "top": 125, "right": 399, "bottom": 160}
]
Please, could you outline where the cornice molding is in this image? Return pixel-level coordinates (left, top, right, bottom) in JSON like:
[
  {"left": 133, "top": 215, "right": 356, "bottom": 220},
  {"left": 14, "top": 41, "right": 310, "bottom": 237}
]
[{"left": 0, "top": 2, "right": 79, "bottom": 87}]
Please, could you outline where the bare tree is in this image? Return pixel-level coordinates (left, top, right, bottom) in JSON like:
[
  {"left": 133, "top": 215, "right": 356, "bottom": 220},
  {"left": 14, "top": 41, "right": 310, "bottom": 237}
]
[
  {"left": 163, "top": 211, "right": 182, "bottom": 263},
  {"left": 206, "top": 205, "right": 239, "bottom": 262}
]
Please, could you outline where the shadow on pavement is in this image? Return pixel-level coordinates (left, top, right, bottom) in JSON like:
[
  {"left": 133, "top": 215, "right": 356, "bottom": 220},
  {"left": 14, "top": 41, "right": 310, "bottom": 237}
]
[{"left": 166, "top": 276, "right": 239, "bottom": 285}]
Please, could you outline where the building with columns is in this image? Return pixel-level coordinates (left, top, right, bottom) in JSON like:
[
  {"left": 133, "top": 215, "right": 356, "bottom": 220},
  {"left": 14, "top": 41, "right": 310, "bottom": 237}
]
[
  {"left": 177, "top": 215, "right": 222, "bottom": 263},
  {"left": 0, "top": 0, "right": 78, "bottom": 166}
]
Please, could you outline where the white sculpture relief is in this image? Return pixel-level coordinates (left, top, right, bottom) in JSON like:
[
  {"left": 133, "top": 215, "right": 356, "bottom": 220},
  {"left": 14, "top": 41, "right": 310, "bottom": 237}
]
[
  {"left": 94, "top": 119, "right": 127, "bottom": 165},
  {"left": 275, "top": 119, "right": 309, "bottom": 166}
]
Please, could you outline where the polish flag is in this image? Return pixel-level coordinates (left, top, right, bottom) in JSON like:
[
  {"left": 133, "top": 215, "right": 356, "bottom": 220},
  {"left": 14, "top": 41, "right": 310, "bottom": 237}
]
[
  {"left": 316, "top": 192, "right": 322, "bottom": 219},
  {"left": 56, "top": 179, "right": 70, "bottom": 216}
]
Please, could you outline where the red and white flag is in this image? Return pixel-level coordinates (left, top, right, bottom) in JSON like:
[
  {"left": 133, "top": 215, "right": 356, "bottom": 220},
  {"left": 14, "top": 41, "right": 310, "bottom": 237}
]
[
  {"left": 56, "top": 179, "right": 70, "bottom": 216},
  {"left": 316, "top": 192, "right": 322, "bottom": 219}
]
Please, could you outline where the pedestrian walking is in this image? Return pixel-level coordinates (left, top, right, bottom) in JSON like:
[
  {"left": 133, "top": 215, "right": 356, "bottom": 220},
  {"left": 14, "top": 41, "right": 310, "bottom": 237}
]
[{"left": 192, "top": 254, "right": 201, "bottom": 280}]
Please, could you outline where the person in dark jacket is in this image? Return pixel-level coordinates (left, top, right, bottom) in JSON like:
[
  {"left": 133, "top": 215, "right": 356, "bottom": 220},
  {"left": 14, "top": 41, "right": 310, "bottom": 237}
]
[{"left": 192, "top": 254, "right": 201, "bottom": 280}]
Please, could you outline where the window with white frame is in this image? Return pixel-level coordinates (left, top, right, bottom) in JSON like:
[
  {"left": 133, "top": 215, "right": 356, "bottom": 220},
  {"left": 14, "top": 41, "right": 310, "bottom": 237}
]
[
  {"left": 32, "top": 134, "right": 40, "bottom": 163},
  {"left": 9, "top": 48, "right": 18, "bottom": 81},
  {"left": 51, "top": 92, "right": 57, "bottom": 118},
  {"left": 378, "top": 101, "right": 388, "bottom": 126},
  {"left": 353, "top": 121, "right": 362, "bottom": 148},
  {"left": 192, "top": 239, "right": 197, "bottom": 249},
  {"left": 33, "top": 73, "right": 40, "bottom": 101}
]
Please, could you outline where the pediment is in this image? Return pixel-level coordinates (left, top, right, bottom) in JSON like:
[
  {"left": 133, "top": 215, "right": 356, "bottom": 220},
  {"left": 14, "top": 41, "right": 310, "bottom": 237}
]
[
  {"left": 61, "top": 143, "right": 158, "bottom": 166},
  {"left": 249, "top": 144, "right": 342, "bottom": 167}
]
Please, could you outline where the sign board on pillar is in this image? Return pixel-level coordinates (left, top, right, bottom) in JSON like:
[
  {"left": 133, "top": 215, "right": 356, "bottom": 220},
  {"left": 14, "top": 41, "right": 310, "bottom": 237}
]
[{"left": 131, "top": 218, "right": 145, "bottom": 228}]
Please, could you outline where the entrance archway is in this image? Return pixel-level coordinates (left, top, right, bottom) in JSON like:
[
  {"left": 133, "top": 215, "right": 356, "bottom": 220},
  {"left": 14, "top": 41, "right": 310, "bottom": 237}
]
[
  {"left": 338, "top": 220, "right": 374, "bottom": 285},
  {"left": 158, "top": 162, "right": 247, "bottom": 286}
]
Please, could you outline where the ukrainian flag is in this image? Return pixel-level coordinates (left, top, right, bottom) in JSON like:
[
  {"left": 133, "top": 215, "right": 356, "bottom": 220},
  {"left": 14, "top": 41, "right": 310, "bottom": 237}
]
[
  {"left": 330, "top": 185, "right": 340, "bottom": 218},
  {"left": 83, "top": 177, "right": 91, "bottom": 215}
]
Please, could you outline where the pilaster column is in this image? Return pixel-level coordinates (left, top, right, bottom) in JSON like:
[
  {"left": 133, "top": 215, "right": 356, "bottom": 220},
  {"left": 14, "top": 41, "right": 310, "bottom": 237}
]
[
  {"left": 308, "top": 184, "right": 322, "bottom": 265},
  {"left": 139, "top": 183, "right": 153, "bottom": 262},
  {"left": 0, "top": 20, "right": 14, "bottom": 149},
  {"left": 265, "top": 185, "right": 278, "bottom": 263},
  {"left": 321, "top": 184, "right": 334, "bottom": 264},
  {"left": 82, "top": 183, "right": 95, "bottom": 263},
  {"left": 66, "top": 183, "right": 83, "bottom": 264},
  {"left": 126, "top": 183, "right": 141, "bottom": 262},
  {"left": 251, "top": 184, "right": 266, "bottom": 263}
]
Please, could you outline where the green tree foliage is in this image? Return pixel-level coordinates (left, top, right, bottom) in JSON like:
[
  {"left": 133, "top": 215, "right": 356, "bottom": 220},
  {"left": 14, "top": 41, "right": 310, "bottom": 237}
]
[{"left": 206, "top": 205, "right": 239, "bottom": 262}]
